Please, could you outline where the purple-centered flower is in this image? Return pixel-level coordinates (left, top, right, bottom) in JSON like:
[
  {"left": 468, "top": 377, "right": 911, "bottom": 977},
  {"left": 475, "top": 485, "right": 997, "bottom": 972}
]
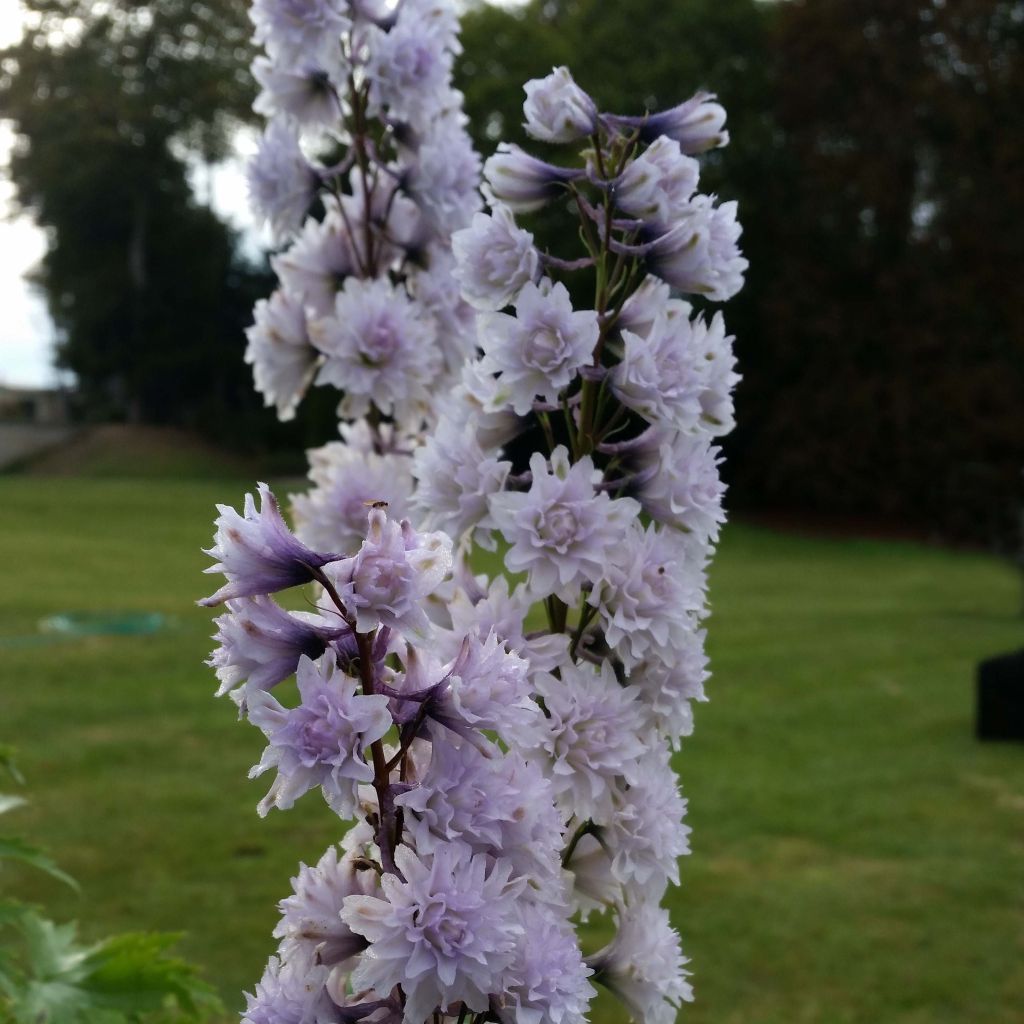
[
  {"left": 613, "top": 136, "right": 699, "bottom": 224},
  {"left": 588, "top": 903, "right": 693, "bottom": 1024},
  {"left": 250, "top": 0, "right": 351, "bottom": 67},
  {"left": 452, "top": 205, "right": 539, "bottom": 312},
  {"left": 634, "top": 429, "right": 727, "bottom": 542},
  {"left": 341, "top": 842, "right": 525, "bottom": 1024},
  {"left": 208, "top": 595, "right": 348, "bottom": 698},
  {"left": 395, "top": 741, "right": 563, "bottom": 887},
  {"left": 274, "top": 844, "right": 378, "bottom": 967},
  {"left": 325, "top": 509, "right": 452, "bottom": 638},
  {"left": 247, "top": 119, "right": 320, "bottom": 244},
  {"left": 479, "top": 280, "right": 599, "bottom": 416},
  {"left": 645, "top": 195, "right": 747, "bottom": 302},
  {"left": 247, "top": 654, "right": 392, "bottom": 817},
  {"left": 245, "top": 289, "right": 318, "bottom": 422},
  {"left": 199, "top": 483, "right": 339, "bottom": 607},
  {"left": 589, "top": 521, "right": 706, "bottom": 669},
  {"left": 488, "top": 447, "right": 640, "bottom": 599},
  {"left": 501, "top": 902, "right": 595, "bottom": 1024},
  {"left": 516, "top": 660, "right": 648, "bottom": 822},
  {"left": 253, "top": 57, "right": 341, "bottom": 130},
  {"left": 483, "top": 144, "right": 582, "bottom": 214},
  {"left": 604, "top": 91, "right": 729, "bottom": 154},
  {"left": 241, "top": 955, "right": 337, "bottom": 1024},
  {"left": 271, "top": 212, "right": 356, "bottom": 318},
  {"left": 522, "top": 66, "right": 598, "bottom": 144}
]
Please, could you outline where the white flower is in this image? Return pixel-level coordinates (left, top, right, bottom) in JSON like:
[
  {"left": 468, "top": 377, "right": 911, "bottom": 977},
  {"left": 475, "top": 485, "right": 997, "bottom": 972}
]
[
  {"left": 274, "top": 844, "right": 378, "bottom": 967},
  {"left": 615, "top": 136, "right": 699, "bottom": 224},
  {"left": 247, "top": 655, "right": 392, "bottom": 818},
  {"left": 245, "top": 289, "right": 318, "bottom": 421},
  {"left": 406, "top": 117, "right": 482, "bottom": 235},
  {"left": 411, "top": 415, "right": 511, "bottom": 546},
  {"left": 310, "top": 277, "right": 441, "bottom": 425},
  {"left": 630, "top": 640, "right": 710, "bottom": 749},
  {"left": 292, "top": 439, "right": 415, "bottom": 555},
  {"left": 406, "top": 245, "right": 478, "bottom": 376},
  {"left": 452, "top": 206, "right": 539, "bottom": 311},
  {"left": 589, "top": 903, "right": 692, "bottom": 1024},
  {"left": 695, "top": 311, "right": 739, "bottom": 435},
  {"left": 590, "top": 521, "right": 706, "bottom": 669},
  {"left": 523, "top": 66, "right": 597, "bottom": 144},
  {"left": 479, "top": 281, "right": 598, "bottom": 416},
  {"left": 253, "top": 57, "right": 341, "bottom": 130},
  {"left": 646, "top": 194, "right": 747, "bottom": 302},
  {"left": 250, "top": 0, "right": 350, "bottom": 68},
  {"left": 365, "top": 14, "right": 452, "bottom": 124},
  {"left": 271, "top": 213, "right": 355, "bottom": 318},
  {"left": 247, "top": 119, "right": 319, "bottom": 244},
  {"left": 605, "top": 757, "right": 690, "bottom": 898},
  {"left": 516, "top": 660, "right": 648, "bottom": 822},
  {"left": 341, "top": 842, "right": 524, "bottom": 1024},
  {"left": 635, "top": 429, "right": 726, "bottom": 542},
  {"left": 489, "top": 447, "right": 639, "bottom": 598},
  {"left": 502, "top": 902, "right": 594, "bottom": 1024}
]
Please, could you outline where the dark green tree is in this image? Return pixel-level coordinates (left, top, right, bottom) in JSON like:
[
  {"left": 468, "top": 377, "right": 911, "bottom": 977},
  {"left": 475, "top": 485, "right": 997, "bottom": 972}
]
[{"left": 0, "top": 0, "right": 284, "bottom": 440}]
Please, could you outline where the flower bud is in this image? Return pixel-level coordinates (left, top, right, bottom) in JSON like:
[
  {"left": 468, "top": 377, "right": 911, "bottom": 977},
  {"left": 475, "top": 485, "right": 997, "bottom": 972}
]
[
  {"left": 605, "top": 90, "right": 729, "bottom": 154},
  {"left": 523, "top": 66, "right": 598, "bottom": 144},
  {"left": 483, "top": 143, "right": 581, "bottom": 214}
]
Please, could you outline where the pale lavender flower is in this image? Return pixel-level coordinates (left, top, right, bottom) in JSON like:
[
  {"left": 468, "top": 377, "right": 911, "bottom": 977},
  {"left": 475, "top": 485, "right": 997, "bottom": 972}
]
[
  {"left": 588, "top": 904, "right": 693, "bottom": 1024},
  {"left": 488, "top": 448, "right": 639, "bottom": 598},
  {"left": 605, "top": 91, "right": 729, "bottom": 154},
  {"left": 523, "top": 67, "right": 597, "bottom": 144},
  {"left": 208, "top": 595, "right": 348, "bottom": 698},
  {"left": 274, "top": 844, "right": 377, "bottom": 967},
  {"left": 501, "top": 903, "right": 595, "bottom": 1024},
  {"left": 406, "top": 246, "right": 478, "bottom": 376},
  {"left": 325, "top": 509, "right": 452, "bottom": 637},
  {"left": 250, "top": 0, "right": 350, "bottom": 66},
  {"left": 241, "top": 955, "right": 337, "bottom": 1024},
  {"left": 446, "top": 360, "right": 523, "bottom": 451},
  {"left": 271, "top": 212, "right": 356, "bottom": 318},
  {"left": 365, "top": 14, "right": 452, "bottom": 124},
  {"left": 199, "top": 483, "right": 338, "bottom": 607},
  {"left": 616, "top": 275, "right": 673, "bottom": 339},
  {"left": 248, "top": 119, "right": 320, "bottom": 244},
  {"left": 646, "top": 195, "right": 747, "bottom": 302},
  {"left": 606, "top": 761, "right": 691, "bottom": 898},
  {"left": 292, "top": 440, "right": 414, "bottom": 555},
  {"left": 406, "top": 118, "right": 482, "bottom": 235},
  {"left": 562, "top": 833, "right": 620, "bottom": 918},
  {"left": 609, "top": 313, "right": 706, "bottom": 433},
  {"left": 614, "top": 136, "right": 699, "bottom": 223},
  {"left": 411, "top": 416, "right": 511, "bottom": 546},
  {"left": 631, "top": 646, "right": 709, "bottom": 748},
  {"left": 635, "top": 429, "right": 727, "bottom": 542},
  {"left": 452, "top": 206, "right": 539, "bottom": 311},
  {"left": 395, "top": 741, "right": 564, "bottom": 887},
  {"left": 589, "top": 521, "right": 706, "bottom": 669},
  {"left": 310, "top": 277, "right": 441, "bottom": 424},
  {"left": 483, "top": 144, "right": 581, "bottom": 214},
  {"left": 341, "top": 842, "right": 525, "bottom": 1024},
  {"left": 695, "top": 311, "right": 739, "bottom": 435},
  {"left": 247, "top": 654, "right": 392, "bottom": 817},
  {"left": 245, "top": 289, "right": 318, "bottom": 422},
  {"left": 479, "top": 280, "right": 599, "bottom": 415},
  {"left": 516, "top": 660, "right": 648, "bottom": 822},
  {"left": 253, "top": 57, "right": 341, "bottom": 130}
]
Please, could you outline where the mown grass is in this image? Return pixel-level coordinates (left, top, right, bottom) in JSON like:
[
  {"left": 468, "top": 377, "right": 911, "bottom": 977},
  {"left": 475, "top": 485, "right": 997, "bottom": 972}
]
[{"left": 1, "top": 477, "right": 1022, "bottom": 1023}]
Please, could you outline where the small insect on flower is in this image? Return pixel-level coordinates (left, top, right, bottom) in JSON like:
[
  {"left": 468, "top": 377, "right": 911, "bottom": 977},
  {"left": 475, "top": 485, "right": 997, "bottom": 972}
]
[{"left": 363, "top": 499, "right": 390, "bottom": 509}]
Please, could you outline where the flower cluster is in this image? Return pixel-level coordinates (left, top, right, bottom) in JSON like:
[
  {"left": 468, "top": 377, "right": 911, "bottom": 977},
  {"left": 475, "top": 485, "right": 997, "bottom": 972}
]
[
  {"left": 407, "top": 63, "right": 745, "bottom": 1018},
  {"left": 203, "top": 491, "right": 592, "bottom": 1024},
  {"left": 210, "top": 30, "right": 746, "bottom": 1024},
  {"left": 244, "top": 0, "right": 481, "bottom": 553}
]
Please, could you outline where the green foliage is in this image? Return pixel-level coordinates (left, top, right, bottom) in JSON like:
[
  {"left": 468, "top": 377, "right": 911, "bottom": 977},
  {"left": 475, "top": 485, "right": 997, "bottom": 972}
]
[{"left": 0, "top": 754, "right": 220, "bottom": 1024}]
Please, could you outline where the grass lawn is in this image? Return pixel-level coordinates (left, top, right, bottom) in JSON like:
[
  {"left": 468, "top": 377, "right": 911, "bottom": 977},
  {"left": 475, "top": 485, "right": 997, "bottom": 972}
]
[{"left": 1, "top": 476, "right": 1022, "bottom": 1023}]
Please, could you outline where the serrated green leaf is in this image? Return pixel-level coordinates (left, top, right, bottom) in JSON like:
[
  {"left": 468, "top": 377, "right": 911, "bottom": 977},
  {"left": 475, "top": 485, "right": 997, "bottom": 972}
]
[
  {"left": 0, "top": 837, "right": 79, "bottom": 891},
  {"left": 0, "top": 795, "right": 28, "bottom": 816}
]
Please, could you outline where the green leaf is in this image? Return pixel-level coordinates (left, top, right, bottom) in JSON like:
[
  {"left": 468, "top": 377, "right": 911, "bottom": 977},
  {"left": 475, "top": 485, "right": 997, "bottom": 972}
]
[
  {"left": 0, "top": 747, "right": 24, "bottom": 786},
  {"left": 0, "top": 837, "right": 79, "bottom": 891}
]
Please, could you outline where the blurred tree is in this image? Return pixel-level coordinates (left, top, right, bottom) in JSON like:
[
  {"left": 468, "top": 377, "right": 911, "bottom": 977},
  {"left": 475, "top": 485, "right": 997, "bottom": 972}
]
[
  {"left": 730, "top": 0, "right": 1024, "bottom": 545},
  {"left": 0, "top": 0, "right": 298, "bottom": 445}
]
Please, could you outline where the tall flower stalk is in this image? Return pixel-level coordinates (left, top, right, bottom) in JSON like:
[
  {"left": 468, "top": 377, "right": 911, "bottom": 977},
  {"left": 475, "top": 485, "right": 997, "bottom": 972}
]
[{"left": 202, "top": 9, "right": 746, "bottom": 1021}]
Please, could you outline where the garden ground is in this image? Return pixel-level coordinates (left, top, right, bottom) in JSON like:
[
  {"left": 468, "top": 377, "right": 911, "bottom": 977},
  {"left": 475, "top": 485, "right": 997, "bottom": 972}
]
[{"left": 2, "top": 475, "right": 1022, "bottom": 1023}]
